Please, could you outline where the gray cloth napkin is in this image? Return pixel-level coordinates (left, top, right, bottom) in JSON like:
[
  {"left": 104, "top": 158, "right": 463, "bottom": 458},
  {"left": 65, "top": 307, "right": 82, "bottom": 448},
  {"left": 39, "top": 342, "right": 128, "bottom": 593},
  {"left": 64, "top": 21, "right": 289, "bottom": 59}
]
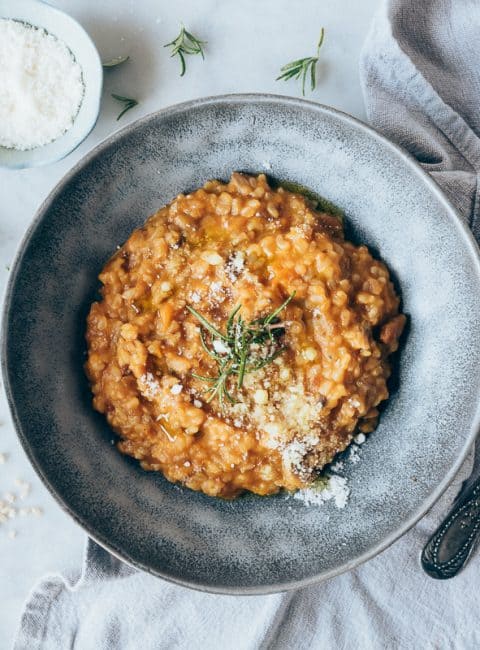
[
  {"left": 362, "top": 0, "right": 480, "bottom": 235},
  {"left": 14, "top": 1, "right": 480, "bottom": 648}
]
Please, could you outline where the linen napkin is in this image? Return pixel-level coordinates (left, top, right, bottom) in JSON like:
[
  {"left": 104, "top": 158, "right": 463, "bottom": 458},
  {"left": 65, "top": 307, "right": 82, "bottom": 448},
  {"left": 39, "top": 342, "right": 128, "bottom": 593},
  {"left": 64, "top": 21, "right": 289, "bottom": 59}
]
[{"left": 14, "top": 1, "right": 480, "bottom": 648}]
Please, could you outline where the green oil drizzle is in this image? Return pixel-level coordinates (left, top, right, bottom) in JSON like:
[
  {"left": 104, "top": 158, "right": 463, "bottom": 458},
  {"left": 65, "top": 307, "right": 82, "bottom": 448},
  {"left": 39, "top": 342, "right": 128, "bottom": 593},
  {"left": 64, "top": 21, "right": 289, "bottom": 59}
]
[{"left": 267, "top": 176, "right": 344, "bottom": 223}]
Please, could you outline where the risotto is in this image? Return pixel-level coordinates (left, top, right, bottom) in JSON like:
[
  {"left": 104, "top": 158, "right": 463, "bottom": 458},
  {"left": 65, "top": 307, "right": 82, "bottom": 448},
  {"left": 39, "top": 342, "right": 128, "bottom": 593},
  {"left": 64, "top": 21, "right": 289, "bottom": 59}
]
[{"left": 85, "top": 173, "right": 405, "bottom": 498}]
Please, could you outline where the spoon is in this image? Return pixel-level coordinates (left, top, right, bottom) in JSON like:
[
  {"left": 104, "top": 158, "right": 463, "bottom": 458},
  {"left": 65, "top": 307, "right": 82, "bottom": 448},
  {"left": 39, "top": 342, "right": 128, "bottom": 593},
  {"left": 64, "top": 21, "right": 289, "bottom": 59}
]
[{"left": 421, "top": 474, "right": 480, "bottom": 579}]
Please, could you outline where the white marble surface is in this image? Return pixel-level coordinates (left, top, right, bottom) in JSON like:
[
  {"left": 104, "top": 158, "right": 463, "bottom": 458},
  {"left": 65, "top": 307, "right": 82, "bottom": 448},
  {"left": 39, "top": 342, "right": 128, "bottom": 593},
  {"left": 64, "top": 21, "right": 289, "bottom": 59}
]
[{"left": 0, "top": 0, "right": 380, "bottom": 643}]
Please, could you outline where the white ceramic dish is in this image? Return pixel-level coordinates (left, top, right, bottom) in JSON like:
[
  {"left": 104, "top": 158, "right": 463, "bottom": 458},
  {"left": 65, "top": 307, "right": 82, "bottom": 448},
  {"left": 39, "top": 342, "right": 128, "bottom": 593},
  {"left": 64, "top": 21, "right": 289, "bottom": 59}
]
[{"left": 0, "top": 0, "right": 103, "bottom": 169}]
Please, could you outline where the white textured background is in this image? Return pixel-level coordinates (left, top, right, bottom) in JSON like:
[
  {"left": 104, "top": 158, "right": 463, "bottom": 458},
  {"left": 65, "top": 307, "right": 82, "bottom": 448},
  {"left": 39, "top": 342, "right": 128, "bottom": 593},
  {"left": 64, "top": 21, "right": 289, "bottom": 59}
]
[{"left": 0, "top": 0, "right": 380, "bottom": 642}]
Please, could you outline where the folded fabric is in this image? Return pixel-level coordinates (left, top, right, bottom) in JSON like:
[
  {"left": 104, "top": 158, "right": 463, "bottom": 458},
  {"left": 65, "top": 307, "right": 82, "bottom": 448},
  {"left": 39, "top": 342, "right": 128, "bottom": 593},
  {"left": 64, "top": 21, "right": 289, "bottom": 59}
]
[
  {"left": 13, "top": 456, "right": 476, "bottom": 650},
  {"left": 362, "top": 0, "right": 480, "bottom": 234},
  {"left": 14, "top": 1, "right": 480, "bottom": 648}
]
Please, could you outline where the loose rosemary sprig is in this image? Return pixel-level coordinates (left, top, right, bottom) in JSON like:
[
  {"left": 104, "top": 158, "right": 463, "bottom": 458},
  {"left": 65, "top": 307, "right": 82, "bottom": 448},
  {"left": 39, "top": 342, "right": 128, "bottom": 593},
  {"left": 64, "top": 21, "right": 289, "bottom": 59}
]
[
  {"left": 102, "top": 55, "right": 130, "bottom": 68},
  {"left": 111, "top": 93, "right": 139, "bottom": 121},
  {"left": 187, "top": 293, "right": 295, "bottom": 407},
  {"left": 164, "top": 26, "right": 206, "bottom": 76},
  {"left": 276, "top": 28, "right": 325, "bottom": 96}
]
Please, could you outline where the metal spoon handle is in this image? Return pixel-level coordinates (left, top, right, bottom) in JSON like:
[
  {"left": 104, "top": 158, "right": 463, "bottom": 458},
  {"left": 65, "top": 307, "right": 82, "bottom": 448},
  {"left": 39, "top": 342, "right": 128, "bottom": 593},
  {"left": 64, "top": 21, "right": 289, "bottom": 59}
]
[{"left": 421, "top": 476, "right": 480, "bottom": 579}]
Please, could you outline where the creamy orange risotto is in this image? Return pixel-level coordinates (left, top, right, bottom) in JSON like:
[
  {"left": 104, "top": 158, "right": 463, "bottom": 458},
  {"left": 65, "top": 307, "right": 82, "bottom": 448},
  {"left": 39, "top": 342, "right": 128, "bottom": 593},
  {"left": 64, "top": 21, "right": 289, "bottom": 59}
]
[{"left": 85, "top": 173, "right": 405, "bottom": 498}]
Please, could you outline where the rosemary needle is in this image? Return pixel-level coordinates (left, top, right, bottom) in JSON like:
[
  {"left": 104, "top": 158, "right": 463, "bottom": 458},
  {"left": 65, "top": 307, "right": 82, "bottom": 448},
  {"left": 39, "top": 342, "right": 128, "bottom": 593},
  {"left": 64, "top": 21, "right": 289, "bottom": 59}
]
[
  {"left": 276, "top": 28, "right": 325, "bottom": 96},
  {"left": 102, "top": 55, "right": 130, "bottom": 68},
  {"left": 164, "top": 26, "right": 206, "bottom": 76},
  {"left": 111, "top": 93, "right": 139, "bottom": 121},
  {"left": 187, "top": 293, "right": 295, "bottom": 407}
]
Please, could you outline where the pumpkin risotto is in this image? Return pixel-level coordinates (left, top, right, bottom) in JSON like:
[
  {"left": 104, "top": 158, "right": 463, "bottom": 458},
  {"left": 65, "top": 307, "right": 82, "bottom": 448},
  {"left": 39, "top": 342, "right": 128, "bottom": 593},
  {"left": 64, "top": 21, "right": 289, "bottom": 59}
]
[{"left": 85, "top": 173, "right": 405, "bottom": 498}]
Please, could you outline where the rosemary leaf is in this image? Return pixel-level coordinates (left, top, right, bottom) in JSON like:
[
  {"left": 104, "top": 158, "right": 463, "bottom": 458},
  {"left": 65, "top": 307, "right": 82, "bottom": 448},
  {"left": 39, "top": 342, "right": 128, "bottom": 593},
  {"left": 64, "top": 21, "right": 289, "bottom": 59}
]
[
  {"left": 111, "top": 94, "right": 139, "bottom": 121},
  {"left": 237, "top": 332, "right": 248, "bottom": 389},
  {"left": 263, "top": 291, "right": 296, "bottom": 325},
  {"left": 191, "top": 372, "right": 217, "bottom": 383},
  {"left": 186, "top": 305, "right": 228, "bottom": 341},
  {"left": 164, "top": 26, "right": 206, "bottom": 76},
  {"left": 187, "top": 293, "right": 295, "bottom": 406},
  {"left": 276, "top": 28, "right": 325, "bottom": 96},
  {"left": 103, "top": 55, "right": 130, "bottom": 68},
  {"left": 226, "top": 304, "right": 242, "bottom": 339}
]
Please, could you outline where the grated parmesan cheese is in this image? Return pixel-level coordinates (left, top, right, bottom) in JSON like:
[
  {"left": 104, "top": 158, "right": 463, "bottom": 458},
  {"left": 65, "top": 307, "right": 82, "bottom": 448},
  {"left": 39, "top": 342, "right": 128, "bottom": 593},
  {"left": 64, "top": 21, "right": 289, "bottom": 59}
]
[
  {"left": 281, "top": 434, "right": 320, "bottom": 479},
  {"left": 348, "top": 444, "right": 361, "bottom": 464},
  {"left": 139, "top": 373, "right": 160, "bottom": 399},
  {"left": 330, "top": 459, "right": 345, "bottom": 472},
  {"left": 212, "top": 339, "right": 230, "bottom": 355},
  {"left": 226, "top": 251, "right": 245, "bottom": 281},
  {"left": 293, "top": 475, "right": 350, "bottom": 508},
  {"left": 0, "top": 455, "right": 44, "bottom": 537},
  {"left": 4, "top": 492, "right": 16, "bottom": 504},
  {"left": 0, "top": 19, "right": 84, "bottom": 150},
  {"left": 170, "top": 383, "right": 183, "bottom": 395},
  {"left": 223, "top": 354, "right": 368, "bottom": 498},
  {"left": 14, "top": 478, "right": 31, "bottom": 499},
  {"left": 228, "top": 365, "right": 326, "bottom": 477}
]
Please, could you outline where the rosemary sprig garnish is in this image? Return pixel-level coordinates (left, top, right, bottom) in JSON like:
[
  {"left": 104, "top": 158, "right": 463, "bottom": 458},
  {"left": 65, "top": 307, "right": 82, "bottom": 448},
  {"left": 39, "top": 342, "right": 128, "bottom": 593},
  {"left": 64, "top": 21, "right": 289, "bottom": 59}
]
[
  {"left": 102, "top": 55, "right": 130, "bottom": 68},
  {"left": 164, "top": 26, "right": 206, "bottom": 76},
  {"left": 111, "top": 94, "right": 139, "bottom": 121},
  {"left": 187, "top": 293, "right": 295, "bottom": 407},
  {"left": 276, "top": 28, "right": 325, "bottom": 96}
]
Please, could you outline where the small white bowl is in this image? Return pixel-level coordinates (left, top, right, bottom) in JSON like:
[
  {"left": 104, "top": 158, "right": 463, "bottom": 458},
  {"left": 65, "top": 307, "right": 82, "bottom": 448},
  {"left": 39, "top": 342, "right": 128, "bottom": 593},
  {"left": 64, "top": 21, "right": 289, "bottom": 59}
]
[{"left": 0, "top": 0, "right": 103, "bottom": 169}]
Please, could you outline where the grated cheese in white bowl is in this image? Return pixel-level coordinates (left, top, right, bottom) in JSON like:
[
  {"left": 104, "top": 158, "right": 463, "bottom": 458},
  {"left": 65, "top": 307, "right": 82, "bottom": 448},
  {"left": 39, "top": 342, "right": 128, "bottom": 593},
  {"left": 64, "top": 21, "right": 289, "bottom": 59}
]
[{"left": 0, "top": 18, "right": 84, "bottom": 150}]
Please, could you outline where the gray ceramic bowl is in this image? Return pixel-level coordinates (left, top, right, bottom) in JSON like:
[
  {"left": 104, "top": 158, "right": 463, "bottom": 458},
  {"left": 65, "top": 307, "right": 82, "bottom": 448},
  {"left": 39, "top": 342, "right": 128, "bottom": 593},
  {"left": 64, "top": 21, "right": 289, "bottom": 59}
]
[{"left": 3, "top": 94, "right": 480, "bottom": 594}]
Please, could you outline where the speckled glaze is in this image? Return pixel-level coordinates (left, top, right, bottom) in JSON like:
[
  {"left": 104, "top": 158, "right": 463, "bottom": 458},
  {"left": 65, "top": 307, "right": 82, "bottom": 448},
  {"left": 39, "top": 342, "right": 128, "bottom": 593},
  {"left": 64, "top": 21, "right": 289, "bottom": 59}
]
[{"left": 3, "top": 95, "right": 480, "bottom": 594}]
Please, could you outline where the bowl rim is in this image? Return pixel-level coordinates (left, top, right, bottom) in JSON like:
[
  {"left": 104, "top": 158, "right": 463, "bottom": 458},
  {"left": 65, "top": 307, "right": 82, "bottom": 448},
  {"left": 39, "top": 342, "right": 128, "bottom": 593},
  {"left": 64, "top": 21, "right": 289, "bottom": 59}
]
[
  {"left": 2, "top": 93, "right": 480, "bottom": 594},
  {"left": 0, "top": 0, "right": 103, "bottom": 169}
]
